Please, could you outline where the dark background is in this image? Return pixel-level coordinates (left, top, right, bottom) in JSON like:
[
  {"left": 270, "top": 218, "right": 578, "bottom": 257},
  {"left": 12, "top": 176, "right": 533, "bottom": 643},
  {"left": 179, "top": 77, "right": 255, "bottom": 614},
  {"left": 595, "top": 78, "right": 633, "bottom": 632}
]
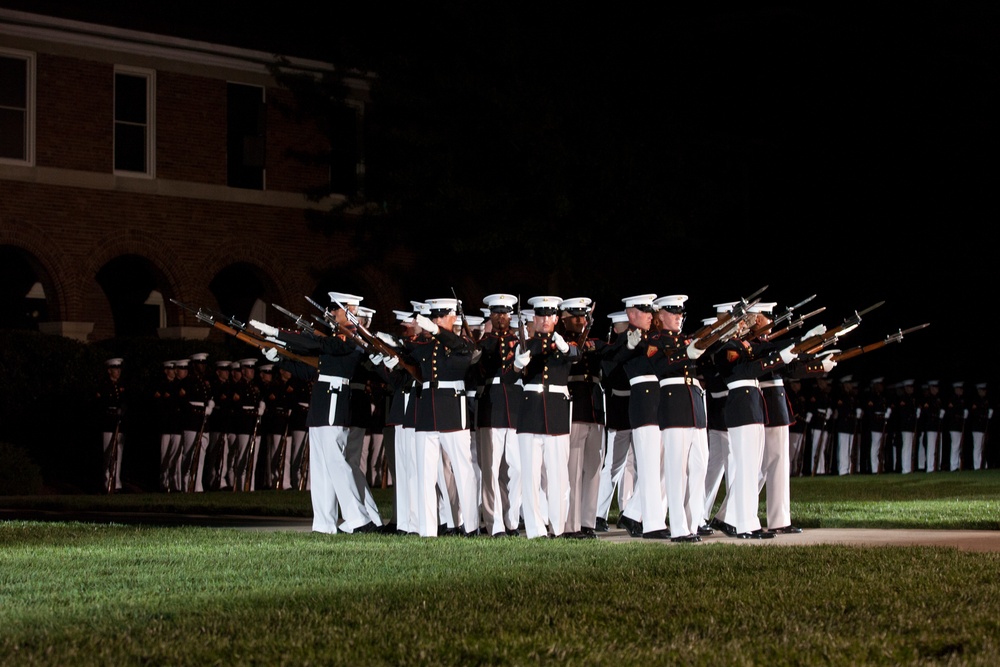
[{"left": 4, "top": 1, "right": 998, "bottom": 386}]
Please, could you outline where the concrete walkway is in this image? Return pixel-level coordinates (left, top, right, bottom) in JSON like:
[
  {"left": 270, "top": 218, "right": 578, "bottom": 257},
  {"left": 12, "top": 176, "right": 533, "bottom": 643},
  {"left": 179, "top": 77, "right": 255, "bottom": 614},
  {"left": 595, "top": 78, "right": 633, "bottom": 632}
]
[{"left": 4, "top": 510, "right": 999, "bottom": 551}]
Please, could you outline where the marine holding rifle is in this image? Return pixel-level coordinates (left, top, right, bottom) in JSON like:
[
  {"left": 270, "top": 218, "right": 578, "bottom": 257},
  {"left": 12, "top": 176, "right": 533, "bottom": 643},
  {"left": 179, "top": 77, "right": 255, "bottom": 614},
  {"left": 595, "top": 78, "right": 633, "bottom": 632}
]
[
  {"left": 251, "top": 292, "right": 381, "bottom": 534},
  {"left": 95, "top": 357, "right": 127, "bottom": 493}
]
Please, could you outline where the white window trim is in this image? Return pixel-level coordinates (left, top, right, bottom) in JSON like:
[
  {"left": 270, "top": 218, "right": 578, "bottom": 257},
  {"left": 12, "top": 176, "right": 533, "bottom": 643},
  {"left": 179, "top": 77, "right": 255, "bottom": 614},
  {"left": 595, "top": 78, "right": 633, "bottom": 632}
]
[
  {"left": 0, "top": 47, "right": 35, "bottom": 167},
  {"left": 113, "top": 64, "right": 156, "bottom": 178}
]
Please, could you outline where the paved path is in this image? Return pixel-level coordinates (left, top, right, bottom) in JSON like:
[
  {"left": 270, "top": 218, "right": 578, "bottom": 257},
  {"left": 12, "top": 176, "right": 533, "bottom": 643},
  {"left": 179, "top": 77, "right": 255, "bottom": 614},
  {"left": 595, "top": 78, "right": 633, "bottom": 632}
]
[{"left": 6, "top": 510, "right": 998, "bottom": 552}]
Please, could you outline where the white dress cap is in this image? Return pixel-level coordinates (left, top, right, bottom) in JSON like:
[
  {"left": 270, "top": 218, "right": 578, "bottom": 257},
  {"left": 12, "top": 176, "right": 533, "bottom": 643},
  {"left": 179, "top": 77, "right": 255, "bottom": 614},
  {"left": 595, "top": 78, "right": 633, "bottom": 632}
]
[
  {"left": 713, "top": 301, "right": 739, "bottom": 313},
  {"left": 652, "top": 294, "right": 688, "bottom": 311},
  {"left": 483, "top": 293, "right": 518, "bottom": 310},
  {"left": 328, "top": 291, "right": 363, "bottom": 307},
  {"left": 558, "top": 297, "right": 592, "bottom": 311},
  {"left": 607, "top": 311, "right": 629, "bottom": 323},
  {"left": 425, "top": 298, "right": 459, "bottom": 315},
  {"left": 527, "top": 296, "right": 562, "bottom": 314},
  {"left": 622, "top": 294, "right": 657, "bottom": 309},
  {"left": 749, "top": 301, "right": 777, "bottom": 314}
]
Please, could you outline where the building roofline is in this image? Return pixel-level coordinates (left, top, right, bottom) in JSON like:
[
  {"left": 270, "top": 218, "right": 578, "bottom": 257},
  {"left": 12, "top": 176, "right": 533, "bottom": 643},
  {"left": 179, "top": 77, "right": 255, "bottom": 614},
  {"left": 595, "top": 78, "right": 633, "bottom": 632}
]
[{"left": 0, "top": 7, "right": 372, "bottom": 82}]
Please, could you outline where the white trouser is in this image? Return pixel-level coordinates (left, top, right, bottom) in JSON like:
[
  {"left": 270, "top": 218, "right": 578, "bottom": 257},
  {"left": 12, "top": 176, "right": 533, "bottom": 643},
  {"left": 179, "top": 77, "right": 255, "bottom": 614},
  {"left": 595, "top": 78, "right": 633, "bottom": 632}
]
[
  {"left": 480, "top": 427, "right": 517, "bottom": 535},
  {"left": 837, "top": 432, "right": 853, "bottom": 475},
  {"left": 870, "top": 430, "right": 885, "bottom": 474},
  {"left": 726, "top": 423, "right": 765, "bottom": 535},
  {"left": 811, "top": 429, "right": 829, "bottom": 475},
  {"left": 181, "top": 429, "right": 208, "bottom": 492},
  {"left": 159, "top": 433, "right": 181, "bottom": 490},
  {"left": 416, "top": 430, "right": 477, "bottom": 536},
  {"left": 759, "top": 425, "right": 791, "bottom": 530},
  {"left": 288, "top": 430, "right": 308, "bottom": 490},
  {"left": 347, "top": 426, "right": 382, "bottom": 525},
  {"left": 924, "top": 431, "right": 940, "bottom": 472},
  {"left": 597, "top": 428, "right": 635, "bottom": 520},
  {"left": 788, "top": 431, "right": 805, "bottom": 477},
  {"left": 948, "top": 430, "right": 962, "bottom": 471},
  {"left": 518, "top": 432, "right": 570, "bottom": 539},
  {"left": 622, "top": 425, "right": 666, "bottom": 533},
  {"left": 102, "top": 431, "right": 125, "bottom": 491},
  {"left": 661, "top": 427, "right": 696, "bottom": 538},
  {"left": 394, "top": 426, "right": 418, "bottom": 533},
  {"left": 309, "top": 425, "right": 371, "bottom": 533},
  {"left": 972, "top": 431, "right": 985, "bottom": 470},
  {"left": 231, "top": 433, "right": 260, "bottom": 492},
  {"left": 900, "top": 431, "right": 915, "bottom": 473},
  {"left": 686, "top": 427, "right": 709, "bottom": 528},
  {"left": 704, "top": 428, "right": 730, "bottom": 523},
  {"left": 567, "top": 422, "right": 604, "bottom": 533}
]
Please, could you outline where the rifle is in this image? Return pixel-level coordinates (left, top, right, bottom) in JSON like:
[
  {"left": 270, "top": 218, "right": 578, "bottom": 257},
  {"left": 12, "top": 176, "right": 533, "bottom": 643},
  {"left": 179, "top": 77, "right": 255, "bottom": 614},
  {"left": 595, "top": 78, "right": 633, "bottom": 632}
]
[
  {"left": 516, "top": 294, "right": 527, "bottom": 350},
  {"left": 241, "top": 409, "right": 263, "bottom": 492},
  {"left": 577, "top": 301, "right": 597, "bottom": 348},
  {"left": 692, "top": 311, "right": 754, "bottom": 351},
  {"left": 690, "top": 285, "right": 769, "bottom": 341},
  {"left": 171, "top": 299, "right": 319, "bottom": 369},
  {"left": 305, "top": 295, "right": 370, "bottom": 350},
  {"left": 741, "top": 294, "right": 816, "bottom": 341},
  {"left": 830, "top": 323, "right": 930, "bottom": 363},
  {"left": 273, "top": 302, "right": 330, "bottom": 337},
  {"left": 297, "top": 431, "right": 310, "bottom": 491},
  {"left": 451, "top": 287, "right": 475, "bottom": 340},
  {"left": 765, "top": 306, "right": 827, "bottom": 341},
  {"left": 791, "top": 301, "right": 885, "bottom": 356},
  {"left": 274, "top": 413, "right": 291, "bottom": 490},
  {"left": 105, "top": 411, "right": 123, "bottom": 494},
  {"left": 331, "top": 298, "right": 423, "bottom": 382},
  {"left": 186, "top": 411, "right": 209, "bottom": 493}
]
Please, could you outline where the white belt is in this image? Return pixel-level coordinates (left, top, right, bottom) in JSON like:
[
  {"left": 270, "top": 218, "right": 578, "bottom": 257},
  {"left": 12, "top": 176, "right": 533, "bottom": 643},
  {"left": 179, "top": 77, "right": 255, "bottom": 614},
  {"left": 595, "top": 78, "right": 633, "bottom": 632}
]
[
  {"left": 629, "top": 375, "right": 658, "bottom": 386},
  {"left": 242, "top": 406, "right": 256, "bottom": 411},
  {"left": 567, "top": 375, "right": 601, "bottom": 383},
  {"left": 522, "top": 384, "right": 570, "bottom": 397},
  {"left": 711, "top": 391, "right": 729, "bottom": 399},
  {"left": 188, "top": 401, "right": 205, "bottom": 407},
  {"left": 659, "top": 377, "right": 702, "bottom": 389},
  {"left": 422, "top": 380, "right": 466, "bottom": 391},
  {"left": 759, "top": 379, "right": 784, "bottom": 389},
  {"left": 488, "top": 376, "right": 504, "bottom": 385},
  {"left": 318, "top": 375, "right": 349, "bottom": 388},
  {"left": 298, "top": 402, "right": 310, "bottom": 408},
  {"left": 727, "top": 379, "right": 760, "bottom": 390},
  {"left": 611, "top": 389, "right": 631, "bottom": 397}
]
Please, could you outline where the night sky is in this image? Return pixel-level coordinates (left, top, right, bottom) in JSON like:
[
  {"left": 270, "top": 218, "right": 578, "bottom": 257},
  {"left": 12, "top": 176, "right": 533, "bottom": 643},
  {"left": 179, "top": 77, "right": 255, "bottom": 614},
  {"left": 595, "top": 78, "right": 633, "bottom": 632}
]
[{"left": 5, "top": 2, "right": 999, "bottom": 385}]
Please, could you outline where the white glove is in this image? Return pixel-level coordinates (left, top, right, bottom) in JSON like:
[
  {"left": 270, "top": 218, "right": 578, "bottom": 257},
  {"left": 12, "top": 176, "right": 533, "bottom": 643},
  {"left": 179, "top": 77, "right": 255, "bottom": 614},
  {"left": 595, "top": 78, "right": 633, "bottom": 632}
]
[
  {"left": 369, "top": 353, "right": 384, "bottom": 366},
  {"left": 686, "top": 340, "right": 705, "bottom": 360},
  {"left": 514, "top": 346, "right": 532, "bottom": 370},
  {"left": 383, "top": 355, "right": 399, "bottom": 370},
  {"left": 820, "top": 356, "right": 837, "bottom": 373},
  {"left": 376, "top": 332, "right": 399, "bottom": 348},
  {"left": 263, "top": 347, "right": 280, "bottom": 362},
  {"left": 258, "top": 401, "right": 266, "bottom": 416},
  {"left": 804, "top": 324, "right": 827, "bottom": 339},
  {"left": 415, "top": 314, "right": 439, "bottom": 335},
  {"left": 626, "top": 329, "right": 642, "bottom": 350},
  {"left": 552, "top": 331, "right": 569, "bottom": 353},
  {"left": 825, "top": 408, "right": 833, "bottom": 419},
  {"left": 963, "top": 409, "right": 969, "bottom": 419},
  {"left": 939, "top": 409, "right": 946, "bottom": 419},
  {"left": 779, "top": 344, "right": 798, "bottom": 364},
  {"left": 884, "top": 407, "right": 892, "bottom": 419},
  {"left": 805, "top": 411, "right": 813, "bottom": 423},
  {"left": 856, "top": 408, "right": 863, "bottom": 419},
  {"left": 205, "top": 399, "right": 215, "bottom": 417},
  {"left": 990, "top": 409, "right": 995, "bottom": 419},
  {"left": 251, "top": 319, "right": 279, "bottom": 337},
  {"left": 916, "top": 407, "right": 922, "bottom": 419}
]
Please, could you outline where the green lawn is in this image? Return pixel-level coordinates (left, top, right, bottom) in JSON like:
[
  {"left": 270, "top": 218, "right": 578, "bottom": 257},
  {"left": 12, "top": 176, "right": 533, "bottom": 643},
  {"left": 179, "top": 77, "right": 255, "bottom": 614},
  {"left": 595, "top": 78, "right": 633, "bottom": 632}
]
[{"left": 2, "top": 471, "right": 999, "bottom": 666}]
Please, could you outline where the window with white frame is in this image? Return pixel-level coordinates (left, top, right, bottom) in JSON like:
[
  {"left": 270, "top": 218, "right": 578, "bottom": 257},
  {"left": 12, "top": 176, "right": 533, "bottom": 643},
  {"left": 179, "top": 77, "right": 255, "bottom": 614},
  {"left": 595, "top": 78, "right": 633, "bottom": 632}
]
[
  {"left": 114, "top": 66, "right": 155, "bottom": 175},
  {"left": 0, "top": 48, "right": 34, "bottom": 165}
]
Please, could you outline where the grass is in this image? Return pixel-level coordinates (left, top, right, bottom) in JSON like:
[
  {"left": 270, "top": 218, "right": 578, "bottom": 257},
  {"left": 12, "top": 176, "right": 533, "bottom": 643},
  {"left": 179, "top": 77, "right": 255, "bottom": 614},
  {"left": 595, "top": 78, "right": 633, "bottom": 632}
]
[{"left": 2, "top": 471, "right": 1000, "bottom": 665}]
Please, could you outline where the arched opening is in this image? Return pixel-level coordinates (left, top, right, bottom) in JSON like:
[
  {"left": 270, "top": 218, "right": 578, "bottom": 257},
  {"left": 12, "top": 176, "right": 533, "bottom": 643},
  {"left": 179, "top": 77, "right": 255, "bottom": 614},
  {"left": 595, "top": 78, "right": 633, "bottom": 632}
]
[
  {"left": 0, "top": 246, "right": 53, "bottom": 330},
  {"left": 96, "top": 254, "right": 164, "bottom": 338}
]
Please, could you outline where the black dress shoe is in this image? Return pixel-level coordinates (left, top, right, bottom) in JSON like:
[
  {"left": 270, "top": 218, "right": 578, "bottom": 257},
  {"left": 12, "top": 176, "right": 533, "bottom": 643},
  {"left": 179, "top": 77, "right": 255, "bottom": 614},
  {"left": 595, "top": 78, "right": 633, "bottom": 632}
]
[
  {"left": 595, "top": 517, "right": 609, "bottom": 532},
  {"left": 710, "top": 518, "right": 737, "bottom": 537},
  {"left": 506, "top": 528, "right": 520, "bottom": 537},
  {"left": 769, "top": 525, "right": 803, "bottom": 534},
  {"left": 618, "top": 515, "right": 644, "bottom": 537},
  {"left": 581, "top": 526, "right": 596, "bottom": 537},
  {"left": 671, "top": 534, "right": 702, "bottom": 543},
  {"left": 354, "top": 522, "right": 378, "bottom": 534},
  {"left": 642, "top": 528, "right": 671, "bottom": 540},
  {"left": 736, "top": 529, "right": 776, "bottom": 539},
  {"left": 696, "top": 524, "right": 715, "bottom": 536}
]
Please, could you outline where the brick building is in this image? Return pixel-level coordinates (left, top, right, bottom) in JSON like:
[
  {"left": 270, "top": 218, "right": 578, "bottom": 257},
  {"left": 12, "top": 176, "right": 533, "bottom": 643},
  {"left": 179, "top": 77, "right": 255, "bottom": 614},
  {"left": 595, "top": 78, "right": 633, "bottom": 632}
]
[{"left": 1, "top": 8, "right": 410, "bottom": 344}]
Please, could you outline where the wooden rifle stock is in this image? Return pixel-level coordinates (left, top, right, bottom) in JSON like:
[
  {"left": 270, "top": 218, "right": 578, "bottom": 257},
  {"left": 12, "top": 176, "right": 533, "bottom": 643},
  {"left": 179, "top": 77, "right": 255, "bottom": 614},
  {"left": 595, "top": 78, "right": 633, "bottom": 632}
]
[
  {"left": 766, "top": 306, "right": 827, "bottom": 341},
  {"left": 334, "top": 299, "right": 423, "bottom": 382},
  {"left": 831, "top": 323, "right": 930, "bottom": 363},
  {"left": 790, "top": 302, "right": 882, "bottom": 354},
  {"left": 451, "top": 287, "right": 475, "bottom": 341}
]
